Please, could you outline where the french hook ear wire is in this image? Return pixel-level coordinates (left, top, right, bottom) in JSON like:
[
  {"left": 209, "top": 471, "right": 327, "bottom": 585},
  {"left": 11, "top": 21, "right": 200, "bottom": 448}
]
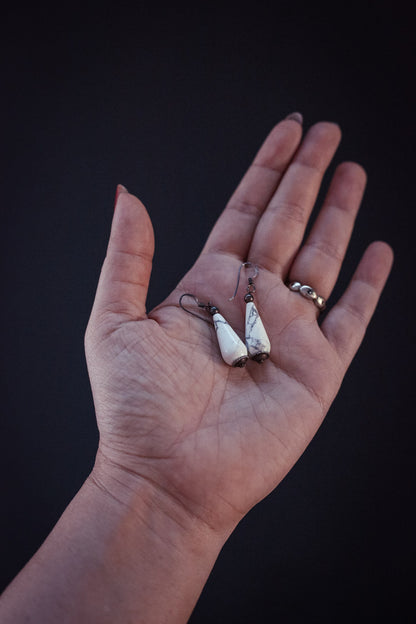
[
  {"left": 228, "top": 261, "right": 259, "bottom": 301},
  {"left": 179, "top": 293, "right": 217, "bottom": 324}
]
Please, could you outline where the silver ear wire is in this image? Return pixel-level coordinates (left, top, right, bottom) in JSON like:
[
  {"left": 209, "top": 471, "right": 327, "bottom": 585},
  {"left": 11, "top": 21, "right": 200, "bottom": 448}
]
[
  {"left": 229, "top": 262, "right": 271, "bottom": 363},
  {"left": 228, "top": 262, "right": 259, "bottom": 301},
  {"left": 179, "top": 293, "right": 248, "bottom": 368},
  {"left": 179, "top": 293, "right": 217, "bottom": 324}
]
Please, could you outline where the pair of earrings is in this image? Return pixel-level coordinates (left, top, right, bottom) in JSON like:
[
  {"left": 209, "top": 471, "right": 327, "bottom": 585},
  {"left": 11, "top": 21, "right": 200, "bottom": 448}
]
[{"left": 179, "top": 262, "right": 271, "bottom": 368}]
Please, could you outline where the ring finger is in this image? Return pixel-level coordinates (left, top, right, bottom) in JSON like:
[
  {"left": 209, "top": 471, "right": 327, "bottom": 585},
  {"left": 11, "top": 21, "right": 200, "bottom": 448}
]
[{"left": 286, "top": 160, "right": 367, "bottom": 308}]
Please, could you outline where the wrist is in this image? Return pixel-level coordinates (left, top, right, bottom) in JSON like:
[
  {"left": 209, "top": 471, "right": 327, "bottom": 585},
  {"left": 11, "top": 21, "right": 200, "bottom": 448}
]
[
  {"left": 82, "top": 448, "right": 228, "bottom": 622},
  {"left": 2, "top": 454, "right": 228, "bottom": 624},
  {"left": 89, "top": 448, "right": 229, "bottom": 552},
  {"left": 86, "top": 452, "right": 227, "bottom": 622}
]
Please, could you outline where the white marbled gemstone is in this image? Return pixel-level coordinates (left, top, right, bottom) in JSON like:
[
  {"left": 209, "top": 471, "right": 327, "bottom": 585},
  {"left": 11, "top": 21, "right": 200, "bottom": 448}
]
[
  {"left": 245, "top": 301, "right": 271, "bottom": 360},
  {"left": 213, "top": 313, "right": 248, "bottom": 367}
]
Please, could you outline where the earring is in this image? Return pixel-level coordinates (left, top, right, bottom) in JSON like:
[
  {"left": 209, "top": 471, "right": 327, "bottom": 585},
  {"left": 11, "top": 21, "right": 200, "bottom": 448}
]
[
  {"left": 229, "top": 262, "right": 271, "bottom": 363},
  {"left": 179, "top": 294, "right": 248, "bottom": 367}
]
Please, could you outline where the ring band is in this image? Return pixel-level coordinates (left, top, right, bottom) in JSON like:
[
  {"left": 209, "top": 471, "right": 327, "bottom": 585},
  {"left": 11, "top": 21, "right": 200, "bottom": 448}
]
[{"left": 288, "top": 281, "right": 326, "bottom": 311}]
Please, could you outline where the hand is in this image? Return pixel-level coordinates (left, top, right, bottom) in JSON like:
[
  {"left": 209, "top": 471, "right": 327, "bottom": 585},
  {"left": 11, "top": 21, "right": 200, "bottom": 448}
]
[{"left": 85, "top": 117, "right": 393, "bottom": 536}]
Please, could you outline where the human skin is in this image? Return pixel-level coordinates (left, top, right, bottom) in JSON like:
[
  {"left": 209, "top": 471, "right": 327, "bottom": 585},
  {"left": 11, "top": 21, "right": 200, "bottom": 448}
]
[{"left": 0, "top": 115, "right": 393, "bottom": 623}]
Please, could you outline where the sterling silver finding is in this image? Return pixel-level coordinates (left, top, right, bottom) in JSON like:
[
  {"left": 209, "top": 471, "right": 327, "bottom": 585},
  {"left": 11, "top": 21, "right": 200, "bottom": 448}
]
[{"left": 288, "top": 281, "right": 326, "bottom": 311}]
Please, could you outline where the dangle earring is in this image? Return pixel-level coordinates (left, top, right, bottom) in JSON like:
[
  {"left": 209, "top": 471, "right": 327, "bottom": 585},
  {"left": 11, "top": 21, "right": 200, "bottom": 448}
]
[
  {"left": 179, "top": 294, "right": 248, "bottom": 367},
  {"left": 229, "top": 262, "right": 271, "bottom": 363}
]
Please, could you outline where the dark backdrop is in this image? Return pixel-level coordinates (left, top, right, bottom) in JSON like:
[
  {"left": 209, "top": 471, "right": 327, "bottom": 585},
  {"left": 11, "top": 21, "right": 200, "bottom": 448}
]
[{"left": 1, "top": 2, "right": 414, "bottom": 622}]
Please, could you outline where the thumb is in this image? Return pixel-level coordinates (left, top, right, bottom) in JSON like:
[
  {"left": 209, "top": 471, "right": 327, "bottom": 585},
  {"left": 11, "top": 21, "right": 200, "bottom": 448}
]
[{"left": 90, "top": 185, "right": 155, "bottom": 324}]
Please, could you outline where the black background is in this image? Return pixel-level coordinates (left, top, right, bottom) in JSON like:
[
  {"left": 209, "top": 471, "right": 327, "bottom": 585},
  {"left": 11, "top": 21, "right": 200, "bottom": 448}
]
[{"left": 1, "top": 2, "right": 414, "bottom": 622}]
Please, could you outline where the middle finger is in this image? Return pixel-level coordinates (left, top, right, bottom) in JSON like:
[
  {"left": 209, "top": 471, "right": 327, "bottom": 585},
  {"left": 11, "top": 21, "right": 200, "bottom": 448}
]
[{"left": 248, "top": 121, "right": 341, "bottom": 276}]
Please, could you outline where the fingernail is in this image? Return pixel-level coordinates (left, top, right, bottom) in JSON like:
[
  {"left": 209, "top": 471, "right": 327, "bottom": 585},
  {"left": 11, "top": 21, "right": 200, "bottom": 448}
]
[
  {"left": 285, "top": 112, "right": 303, "bottom": 125},
  {"left": 114, "top": 184, "right": 128, "bottom": 209},
  {"left": 117, "top": 183, "right": 128, "bottom": 195}
]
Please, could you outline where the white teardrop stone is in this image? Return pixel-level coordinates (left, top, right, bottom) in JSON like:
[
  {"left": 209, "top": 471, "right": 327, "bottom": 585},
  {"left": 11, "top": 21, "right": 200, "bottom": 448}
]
[
  {"left": 213, "top": 313, "right": 248, "bottom": 367},
  {"left": 245, "top": 301, "right": 271, "bottom": 361}
]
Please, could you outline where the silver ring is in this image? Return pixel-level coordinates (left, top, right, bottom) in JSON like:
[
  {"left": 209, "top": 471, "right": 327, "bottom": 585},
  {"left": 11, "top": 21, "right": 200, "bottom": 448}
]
[{"left": 288, "top": 281, "right": 326, "bottom": 311}]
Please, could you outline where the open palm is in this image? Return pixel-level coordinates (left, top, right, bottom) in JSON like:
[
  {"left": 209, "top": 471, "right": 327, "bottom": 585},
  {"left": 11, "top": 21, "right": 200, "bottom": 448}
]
[{"left": 85, "top": 117, "right": 392, "bottom": 534}]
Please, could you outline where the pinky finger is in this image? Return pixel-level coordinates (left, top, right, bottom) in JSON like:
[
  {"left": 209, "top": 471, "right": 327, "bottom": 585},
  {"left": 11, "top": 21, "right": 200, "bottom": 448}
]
[{"left": 322, "top": 241, "right": 394, "bottom": 369}]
